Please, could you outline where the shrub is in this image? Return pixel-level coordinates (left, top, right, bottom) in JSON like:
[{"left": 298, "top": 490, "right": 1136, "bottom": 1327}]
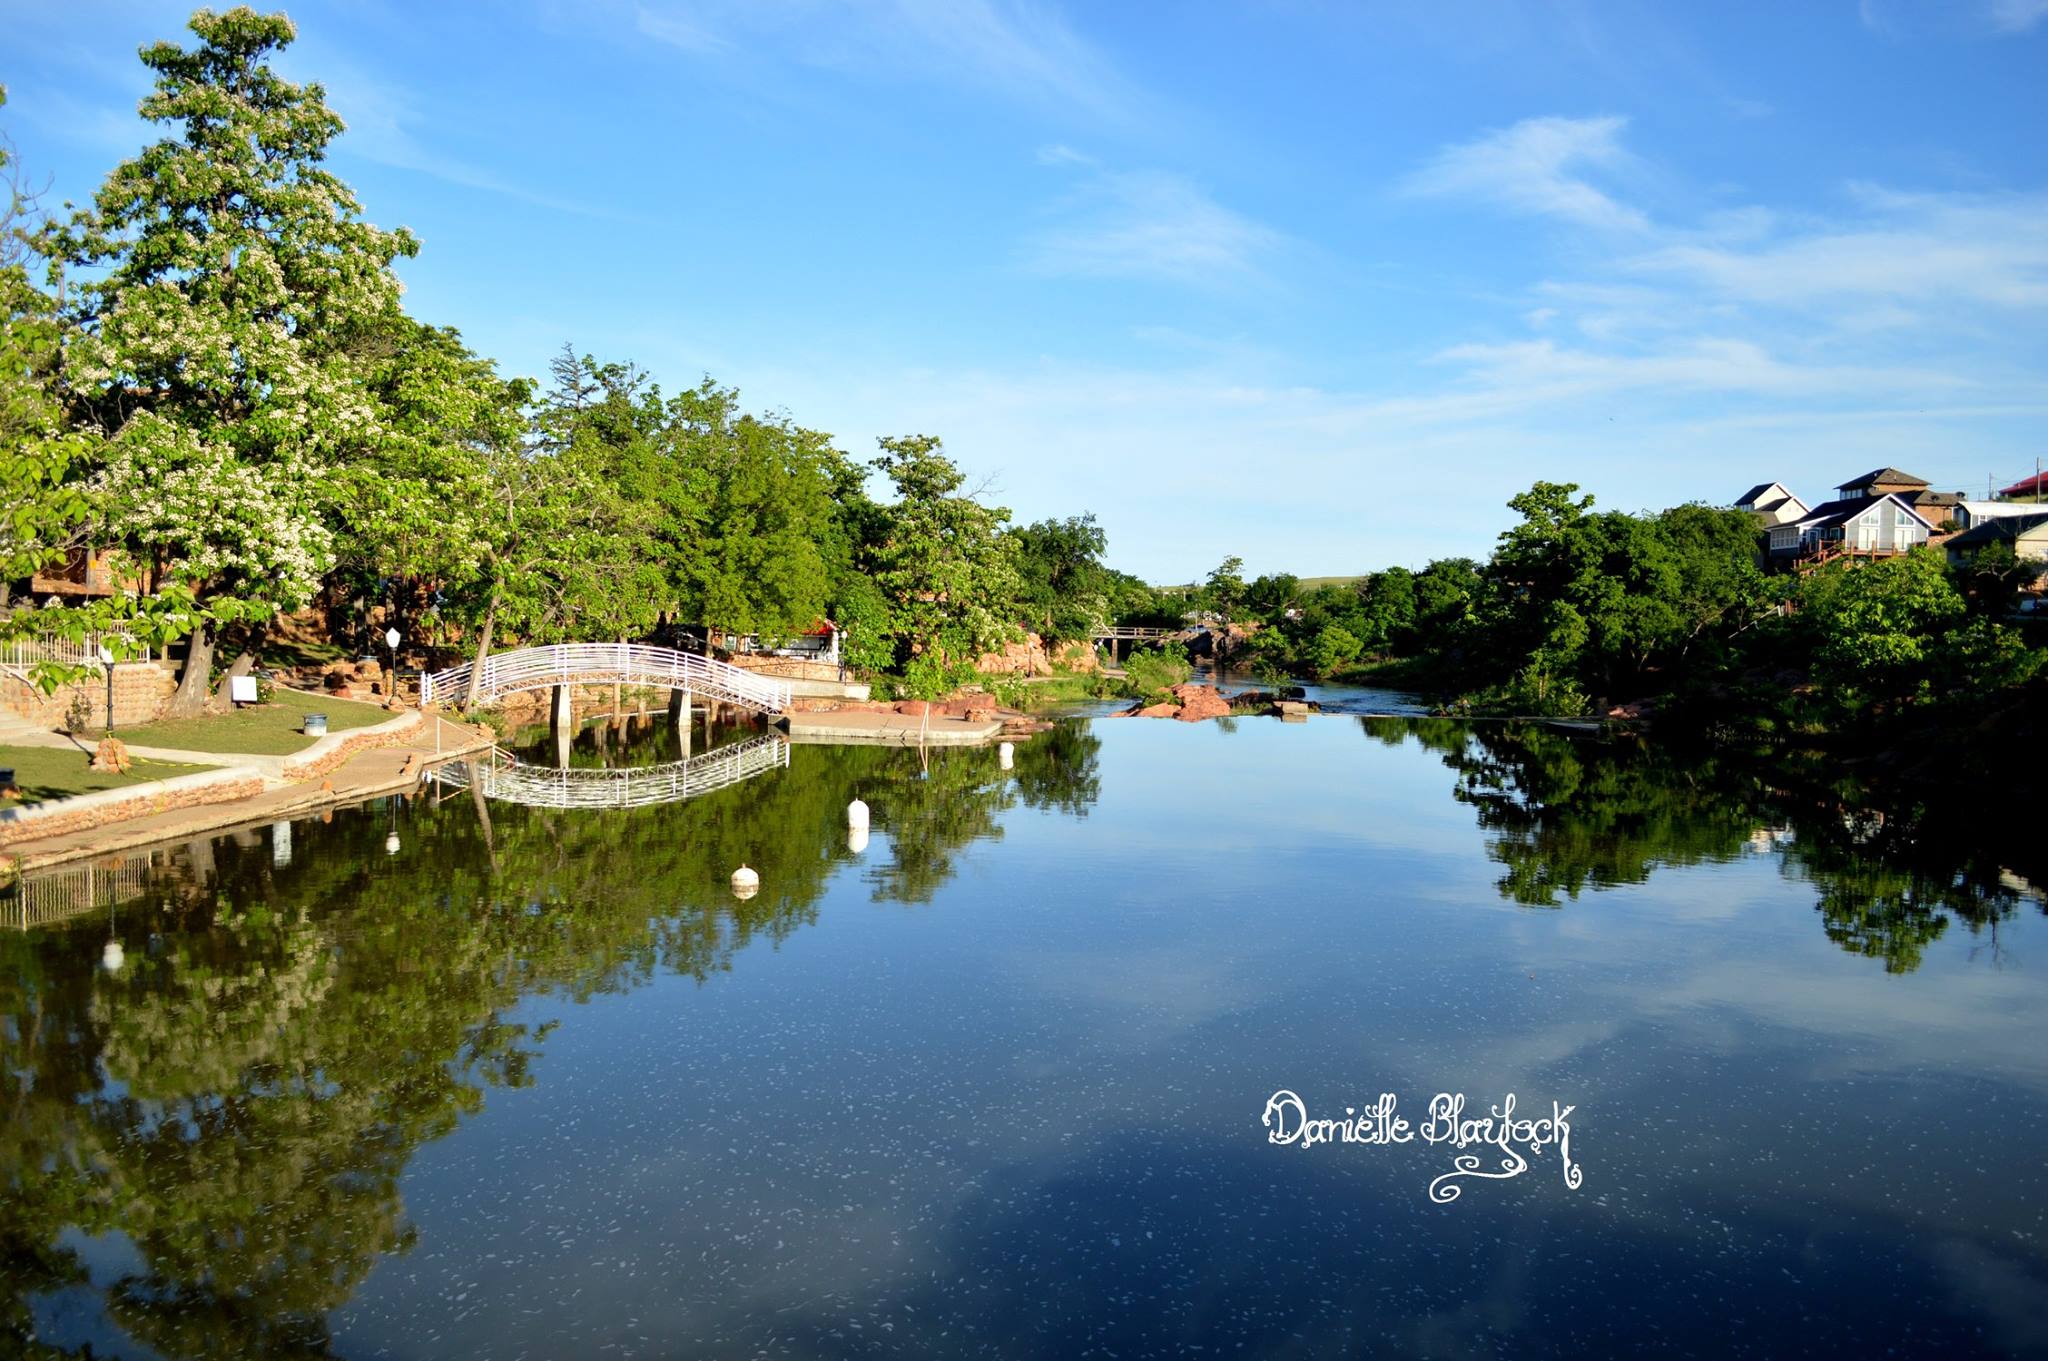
[{"left": 1123, "top": 646, "right": 1191, "bottom": 700}]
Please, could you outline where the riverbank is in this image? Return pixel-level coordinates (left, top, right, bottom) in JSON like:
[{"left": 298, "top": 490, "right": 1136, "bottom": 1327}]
[{"left": 1, "top": 709, "right": 495, "bottom": 880}]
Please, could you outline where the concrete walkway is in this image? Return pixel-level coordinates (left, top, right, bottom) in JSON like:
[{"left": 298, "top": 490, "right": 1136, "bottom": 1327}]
[
  {"left": 3, "top": 713, "right": 494, "bottom": 875},
  {"left": 781, "top": 710, "right": 1005, "bottom": 745}
]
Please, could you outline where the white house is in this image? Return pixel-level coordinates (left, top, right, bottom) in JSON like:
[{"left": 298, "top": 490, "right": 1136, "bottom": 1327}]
[
  {"left": 1734, "top": 482, "right": 1810, "bottom": 526},
  {"left": 1766, "top": 493, "right": 1934, "bottom": 564}
]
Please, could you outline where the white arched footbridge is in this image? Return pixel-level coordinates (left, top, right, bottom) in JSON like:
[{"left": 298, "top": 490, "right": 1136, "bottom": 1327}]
[
  {"left": 421, "top": 643, "right": 792, "bottom": 714},
  {"left": 428, "top": 734, "right": 790, "bottom": 810}
]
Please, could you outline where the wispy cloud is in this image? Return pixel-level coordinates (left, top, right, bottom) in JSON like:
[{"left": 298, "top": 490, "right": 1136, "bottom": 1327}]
[
  {"left": 630, "top": 0, "right": 1141, "bottom": 124},
  {"left": 1399, "top": 115, "right": 1649, "bottom": 233},
  {"left": 1989, "top": 0, "right": 2048, "bottom": 30},
  {"left": 1025, "top": 156, "right": 1284, "bottom": 287},
  {"left": 1630, "top": 188, "right": 2048, "bottom": 308},
  {"left": 309, "top": 57, "right": 621, "bottom": 219}
]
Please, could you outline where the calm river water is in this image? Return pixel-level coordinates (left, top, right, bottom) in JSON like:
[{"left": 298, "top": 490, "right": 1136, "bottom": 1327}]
[{"left": 4, "top": 713, "right": 2045, "bottom": 1359}]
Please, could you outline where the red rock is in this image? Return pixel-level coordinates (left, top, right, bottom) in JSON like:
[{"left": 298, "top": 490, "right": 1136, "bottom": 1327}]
[
  {"left": 1133, "top": 702, "right": 1179, "bottom": 718},
  {"left": 1167, "top": 683, "right": 1231, "bottom": 722}
]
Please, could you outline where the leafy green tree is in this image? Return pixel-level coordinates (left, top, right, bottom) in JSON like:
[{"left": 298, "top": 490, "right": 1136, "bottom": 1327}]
[
  {"left": 1244, "top": 572, "right": 1299, "bottom": 622},
  {"left": 1309, "top": 623, "right": 1362, "bottom": 677},
  {"left": 1203, "top": 555, "right": 1247, "bottom": 622},
  {"left": 1357, "top": 567, "right": 1418, "bottom": 652},
  {"left": 42, "top": 8, "right": 420, "bottom": 714},
  {"left": 1010, "top": 514, "right": 1109, "bottom": 643},
  {"left": 328, "top": 317, "right": 530, "bottom": 657},
  {"left": 868, "top": 435, "right": 1020, "bottom": 670},
  {"left": 1798, "top": 548, "right": 1964, "bottom": 707}
]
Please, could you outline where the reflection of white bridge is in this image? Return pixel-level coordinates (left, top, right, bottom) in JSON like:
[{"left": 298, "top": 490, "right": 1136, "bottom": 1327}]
[
  {"left": 421, "top": 644, "right": 792, "bottom": 714},
  {"left": 428, "top": 734, "right": 790, "bottom": 810}
]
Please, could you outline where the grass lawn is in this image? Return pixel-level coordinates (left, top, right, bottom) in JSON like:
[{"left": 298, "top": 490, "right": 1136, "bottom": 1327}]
[
  {"left": 1, "top": 743, "right": 216, "bottom": 806},
  {"left": 111, "top": 689, "right": 393, "bottom": 755}
]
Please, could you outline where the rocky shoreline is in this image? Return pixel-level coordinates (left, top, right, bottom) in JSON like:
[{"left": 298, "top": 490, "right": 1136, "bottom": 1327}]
[{"left": 1108, "top": 683, "right": 1318, "bottom": 722}]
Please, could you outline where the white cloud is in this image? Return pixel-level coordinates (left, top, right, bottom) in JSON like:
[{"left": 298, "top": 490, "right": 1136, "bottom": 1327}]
[
  {"left": 1400, "top": 115, "right": 1649, "bottom": 233},
  {"left": 1026, "top": 160, "right": 1284, "bottom": 287},
  {"left": 1630, "top": 189, "right": 2048, "bottom": 309},
  {"left": 629, "top": 0, "right": 1140, "bottom": 124},
  {"left": 1988, "top": 0, "right": 2048, "bottom": 31}
]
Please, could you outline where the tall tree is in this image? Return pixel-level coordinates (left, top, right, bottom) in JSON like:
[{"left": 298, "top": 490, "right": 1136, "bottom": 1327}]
[
  {"left": 868, "top": 435, "right": 1019, "bottom": 671},
  {"left": 42, "top": 7, "right": 419, "bottom": 715}
]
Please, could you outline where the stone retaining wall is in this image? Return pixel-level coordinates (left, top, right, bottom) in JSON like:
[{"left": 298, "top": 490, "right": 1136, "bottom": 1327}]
[
  {"left": 0, "top": 767, "right": 264, "bottom": 849},
  {"left": 2, "top": 662, "right": 177, "bottom": 728},
  {"left": 280, "top": 708, "right": 422, "bottom": 781}
]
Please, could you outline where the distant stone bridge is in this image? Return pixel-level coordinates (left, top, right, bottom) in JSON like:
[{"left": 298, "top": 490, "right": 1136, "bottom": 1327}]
[{"left": 421, "top": 644, "right": 792, "bottom": 714}]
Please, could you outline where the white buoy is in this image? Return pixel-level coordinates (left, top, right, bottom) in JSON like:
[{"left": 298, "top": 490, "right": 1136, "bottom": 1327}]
[
  {"left": 847, "top": 798, "right": 870, "bottom": 829},
  {"left": 998, "top": 741, "right": 1014, "bottom": 770},
  {"left": 731, "top": 863, "right": 760, "bottom": 900},
  {"left": 385, "top": 831, "right": 401, "bottom": 856},
  {"left": 848, "top": 824, "right": 870, "bottom": 855},
  {"left": 102, "top": 939, "right": 125, "bottom": 973}
]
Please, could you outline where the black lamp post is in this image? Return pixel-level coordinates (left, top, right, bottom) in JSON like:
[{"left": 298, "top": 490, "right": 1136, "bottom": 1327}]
[{"left": 97, "top": 643, "right": 115, "bottom": 734}]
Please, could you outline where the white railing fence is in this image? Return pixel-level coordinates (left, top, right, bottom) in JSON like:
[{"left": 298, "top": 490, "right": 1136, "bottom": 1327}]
[
  {"left": 0, "top": 630, "right": 155, "bottom": 670},
  {"left": 421, "top": 643, "right": 792, "bottom": 714},
  {"left": 428, "top": 733, "right": 790, "bottom": 810}
]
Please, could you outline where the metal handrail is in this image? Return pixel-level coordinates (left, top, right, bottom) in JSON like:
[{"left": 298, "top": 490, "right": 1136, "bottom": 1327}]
[
  {"left": 421, "top": 643, "right": 793, "bottom": 714},
  {"left": 427, "top": 734, "right": 790, "bottom": 810}
]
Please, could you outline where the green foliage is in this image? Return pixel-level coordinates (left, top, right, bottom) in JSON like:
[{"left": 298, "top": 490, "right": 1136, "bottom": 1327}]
[
  {"left": 1122, "top": 646, "right": 1191, "bottom": 699},
  {"left": 1010, "top": 514, "right": 1109, "bottom": 643},
  {"left": 1308, "top": 623, "right": 1363, "bottom": 677},
  {"left": 868, "top": 434, "right": 1021, "bottom": 667},
  {"left": 1202, "top": 555, "right": 1246, "bottom": 621}
]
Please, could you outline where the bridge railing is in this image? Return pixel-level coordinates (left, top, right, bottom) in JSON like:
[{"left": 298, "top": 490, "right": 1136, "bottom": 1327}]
[
  {"left": 422, "top": 644, "right": 792, "bottom": 714},
  {"left": 427, "top": 734, "right": 790, "bottom": 810}
]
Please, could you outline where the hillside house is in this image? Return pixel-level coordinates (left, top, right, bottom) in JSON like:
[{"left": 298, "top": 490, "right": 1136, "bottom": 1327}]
[
  {"left": 1955, "top": 501, "right": 2048, "bottom": 530},
  {"left": 1766, "top": 493, "right": 1934, "bottom": 568},
  {"left": 1735, "top": 482, "right": 1810, "bottom": 526},
  {"left": 1944, "top": 511, "right": 2048, "bottom": 565}
]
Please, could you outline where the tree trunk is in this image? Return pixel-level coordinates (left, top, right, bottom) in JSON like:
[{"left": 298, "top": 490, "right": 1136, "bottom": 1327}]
[
  {"left": 164, "top": 624, "right": 214, "bottom": 720},
  {"left": 463, "top": 593, "right": 498, "bottom": 710},
  {"left": 216, "top": 650, "right": 257, "bottom": 711}
]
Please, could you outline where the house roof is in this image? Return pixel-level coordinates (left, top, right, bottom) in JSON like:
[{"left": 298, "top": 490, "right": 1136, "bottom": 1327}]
[
  {"left": 1837, "top": 467, "right": 1931, "bottom": 492},
  {"left": 1946, "top": 511, "right": 2048, "bottom": 550},
  {"left": 1961, "top": 499, "right": 2048, "bottom": 520},
  {"left": 1997, "top": 472, "right": 2048, "bottom": 499},
  {"left": 1789, "top": 493, "right": 1936, "bottom": 532},
  {"left": 1753, "top": 495, "right": 1795, "bottom": 515},
  {"left": 1735, "top": 482, "right": 1783, "bottom": 507}
]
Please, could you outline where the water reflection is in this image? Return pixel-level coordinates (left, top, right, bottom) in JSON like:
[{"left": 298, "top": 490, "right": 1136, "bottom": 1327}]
[
  {"left": 1370, "top": 716, "right": 2044, "bottom": 974},
  {"left": 2, "top": 715, "right": 2043, "bottom": 1358},
  {"left": 0, "top": 725, "right": 1103, "bottom": 1357}
]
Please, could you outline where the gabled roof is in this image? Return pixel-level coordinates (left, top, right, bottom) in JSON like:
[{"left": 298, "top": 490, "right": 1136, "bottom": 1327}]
[
  {"left": 1789, "top": 493, "right": 1936, "bottom": 532},
  {"left": 1753, "top": 495, "right": 1795, "bottom": 515},
  {"left": 1947, "top": 511, "right": 2048, "bottom": 550},
  {"left": 1735, "top": 481, "right": 1785, "bottom": 507},
  {"left": 1997, "top": 472, "right": 2048, "bottom": 499},
  {"left": 1837, "top": 467, "right": 1931, "bottom": 492}
]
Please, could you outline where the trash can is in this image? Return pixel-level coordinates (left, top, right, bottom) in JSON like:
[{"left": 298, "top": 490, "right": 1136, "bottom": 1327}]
[{"left": 303, "top": 714, "right": 329, "bottom": 737}]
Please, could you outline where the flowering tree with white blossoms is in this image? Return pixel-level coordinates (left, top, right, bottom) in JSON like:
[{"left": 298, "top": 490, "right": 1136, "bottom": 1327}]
[{"left": 42, "top": 7, "right": 419, "bottom": 715}]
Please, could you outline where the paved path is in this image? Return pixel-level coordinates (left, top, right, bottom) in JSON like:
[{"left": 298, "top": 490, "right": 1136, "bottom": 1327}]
[
  {"left": 3, "top": 713, "right": 494, "bottom": 875},
  {"left": 781, "top": 710, "right": 1005, "bottom": 745}
]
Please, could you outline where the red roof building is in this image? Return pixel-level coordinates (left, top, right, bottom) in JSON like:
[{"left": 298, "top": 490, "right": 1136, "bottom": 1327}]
[{"left": 1997, "top": 472, "right": 2048, "bottom": 500}]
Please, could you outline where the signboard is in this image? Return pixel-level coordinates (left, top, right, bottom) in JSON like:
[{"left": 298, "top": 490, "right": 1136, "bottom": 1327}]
[{"left": 229, "top": 674, "right": 259, "bottom": 705}]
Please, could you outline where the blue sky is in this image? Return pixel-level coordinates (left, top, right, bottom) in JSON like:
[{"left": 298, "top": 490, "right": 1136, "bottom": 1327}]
[{"left": 5, "top": 1, "right": 2045, "bottom": 581}]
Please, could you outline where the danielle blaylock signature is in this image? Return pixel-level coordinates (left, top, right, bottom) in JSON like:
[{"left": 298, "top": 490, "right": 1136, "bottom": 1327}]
[{"left": 1262, "top": 1091, "right": 1583, "bottom": 1203}]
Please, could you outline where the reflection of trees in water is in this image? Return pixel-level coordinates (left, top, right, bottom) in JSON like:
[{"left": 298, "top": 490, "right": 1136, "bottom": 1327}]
[
  {"left": 1369, "top": 716, "right": 2040, "bottom": 975},
  {"left": 0, "top": 725, "right": 1101, "bottom": 1359}
]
